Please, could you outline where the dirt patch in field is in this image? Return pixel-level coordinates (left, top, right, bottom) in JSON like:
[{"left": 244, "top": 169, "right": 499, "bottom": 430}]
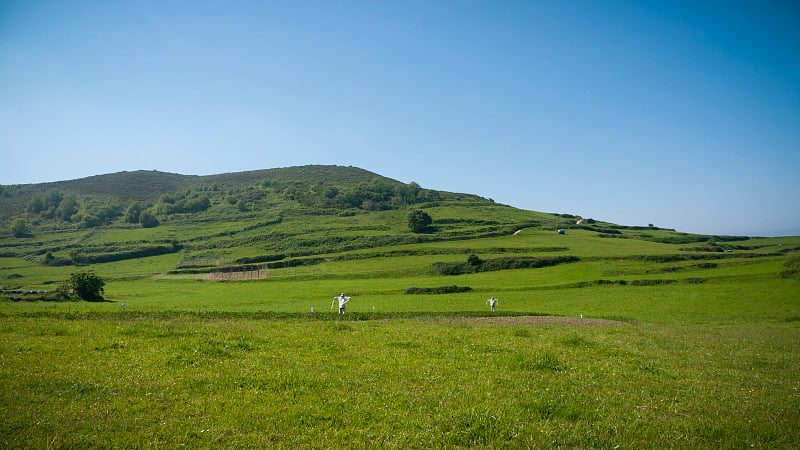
[
  {"left": 203, "top": 269, "right": 268, "bottom": 281},
  {"left": 439, "top": 316, "right": 629, "bottom": 326}
]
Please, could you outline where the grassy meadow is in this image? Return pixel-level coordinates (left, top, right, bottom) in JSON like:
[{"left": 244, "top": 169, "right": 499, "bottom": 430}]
[
  {"left": 2, "top": 167, "right": 800, "bottom": 447},
  {"left": 2, "top": 227, "right": 800, "bottom": 448}
]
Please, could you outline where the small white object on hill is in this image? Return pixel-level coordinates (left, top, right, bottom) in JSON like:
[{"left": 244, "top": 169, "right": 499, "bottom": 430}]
[{"left": 486, "top": 297, "right": 499, "bottom": 312}]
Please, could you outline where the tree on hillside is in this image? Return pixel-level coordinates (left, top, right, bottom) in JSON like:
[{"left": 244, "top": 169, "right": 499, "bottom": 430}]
[
  {"left": 139, "top": 210, "right": 159, "bottom": 228},
  {"left": 55, "top": 195, "right": 79, "bottom": 221},
  {"left": 467, "top": 253, "right": 482, "bottom": 267},
  {"left": 27, "top": 194, "right": 46, "bottom": 214},
  {"left": 45, "top": 189, "right": 63, "bottom": 209},
  {"left": 126, "top": 202, "right": 145, "bottom": 224},
  {"left": 11, "top": 218, "right": 31, "bottom": 237},
  {"left": 408, "top": 210, "right": 432, "bottom": 233},
  {"left": 69, "top": 272, "right": 105, "bottom": 301},
  {"left": 80, "top": 214, "right": 102, "bottom": 228}
]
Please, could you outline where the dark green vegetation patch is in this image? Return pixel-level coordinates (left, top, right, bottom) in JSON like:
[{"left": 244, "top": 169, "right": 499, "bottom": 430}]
[
  {"left": 402, "top": 285, "right": 472, "bottom": 294},
  {"left": 433, "top": 255, "right": 580, "bottom": 275}
]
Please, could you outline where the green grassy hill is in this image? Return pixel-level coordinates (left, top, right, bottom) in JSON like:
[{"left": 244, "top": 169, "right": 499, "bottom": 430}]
[
  {"left": 0, "top": 165, "right": 579, "bottom": 277},
  {"left": 1, "top": 164, "right": 796, "bottom": 289}
]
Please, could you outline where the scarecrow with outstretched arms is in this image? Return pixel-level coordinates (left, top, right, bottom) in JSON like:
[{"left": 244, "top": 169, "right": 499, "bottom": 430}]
[{"left": 332, "top": 293, "right": 351, "bottom": 314}]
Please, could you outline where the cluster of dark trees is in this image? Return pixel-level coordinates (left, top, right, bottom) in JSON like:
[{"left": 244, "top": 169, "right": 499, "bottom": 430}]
[
  {"left": 22, "top": 189, "right": 160, "bottom": 231},
  {"left": 12, "top": 177, "right": 453, "bottom": 237},
  {"left": 25, "top": 189, "right": 126, "bottom": 228},
  {"left": 154, "top": 192, "right": 211, "bottom": 215},
  {"left": 27, "top": 189, "right": 80, "bottom": 221},
  {"left": 270, "top": 178, "right": 441, "bottom": 211}
]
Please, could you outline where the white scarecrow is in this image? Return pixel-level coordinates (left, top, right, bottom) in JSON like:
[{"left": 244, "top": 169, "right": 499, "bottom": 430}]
[
  {"left": 332, "top": 293, "right": 351, "bottom": 315},
  {"left": 486, "top": 296, "right": 498, "bottom": 312}
]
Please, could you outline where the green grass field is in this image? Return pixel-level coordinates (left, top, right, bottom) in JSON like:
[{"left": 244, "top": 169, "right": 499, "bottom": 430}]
[{"left": 2, "top": 223, "right": 800, "bottom": 447}]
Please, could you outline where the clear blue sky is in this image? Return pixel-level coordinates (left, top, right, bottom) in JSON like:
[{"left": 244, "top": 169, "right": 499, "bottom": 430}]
[{"left": 2, "top": 1, "right": 798, "bottom": 236}]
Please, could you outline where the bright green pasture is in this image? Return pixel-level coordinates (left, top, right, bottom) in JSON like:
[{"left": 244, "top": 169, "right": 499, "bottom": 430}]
[
  {"left": 2, "top": 231, "right": 799, "bottom": 448},
  {"left": 3, "top": 265, "right": 798, "bottom": 325},
  {"left": 1, "top": 317, "right": 798, "bottom": 448}
]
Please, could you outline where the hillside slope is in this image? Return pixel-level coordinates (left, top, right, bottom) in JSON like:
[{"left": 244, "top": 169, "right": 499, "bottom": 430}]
[{"left": 1, "top": 164, "right": 769, "bottom": 286}]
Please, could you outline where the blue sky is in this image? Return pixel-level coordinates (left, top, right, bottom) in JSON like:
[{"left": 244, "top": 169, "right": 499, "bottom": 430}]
[{"left": 1, "top": 1, "right": 798, "bottom": 236}]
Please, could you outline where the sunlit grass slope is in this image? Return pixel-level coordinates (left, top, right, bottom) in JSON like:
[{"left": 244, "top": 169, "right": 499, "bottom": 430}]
[{"left": 1, "top": 166, "right": 799, "bottom": 448}]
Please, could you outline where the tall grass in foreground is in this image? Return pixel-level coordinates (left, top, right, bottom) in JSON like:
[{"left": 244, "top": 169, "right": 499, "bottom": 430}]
[{"left": 1, "top": 316, "right": 798, "bottom": 448}]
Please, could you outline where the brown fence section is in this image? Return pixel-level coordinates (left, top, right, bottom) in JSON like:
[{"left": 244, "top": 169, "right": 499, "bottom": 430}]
[{"left": 203, "top": 265, "right": 268, "bottom": 281}]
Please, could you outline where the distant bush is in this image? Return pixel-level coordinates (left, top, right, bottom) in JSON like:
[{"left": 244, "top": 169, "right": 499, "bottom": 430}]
[
  {"left": 69, "top": 272, "right": 105, "bottom": 301},
  {"left": 139, "top": 211, "right": 159, "bottom": 228},
  {"left": 467, "top": 254, "right": 482, "bottom": 267},
  {"left": 125, "top": 202, "right": 145, "bottom": 224},
  {"left": 80, "top": 214, "right": 102, "bottom": 228},
  {"left": 27, "top": 193, "right": 46, "bottom": 214},
  {"left": 408, "top": 210, "right": 433, "bottom": 233},
  {"left": 402, "top": 286, "right": 472, "bottom": 294},
  {"left": 55, "top": 195, "right": 79, "bottom": 221},
  {"left": 11, "top": 218, "right": 31, "bottom": 238}
]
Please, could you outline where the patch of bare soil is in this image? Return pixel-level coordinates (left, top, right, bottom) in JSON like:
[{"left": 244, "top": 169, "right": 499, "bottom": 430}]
[
  {"left": 203, "top": 269, "right": 268, "bottom": 281},
  {"left": 440, "top": 316, "right": 629, "bottom": 326}
]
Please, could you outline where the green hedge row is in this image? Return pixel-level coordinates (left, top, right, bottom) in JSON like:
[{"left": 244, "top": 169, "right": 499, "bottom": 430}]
[
  {"left": 402, "top": 286, "right": 472, "bottom": 294},
  {"left": 433, "top": 255, "right": 580, "bottom": 275}
]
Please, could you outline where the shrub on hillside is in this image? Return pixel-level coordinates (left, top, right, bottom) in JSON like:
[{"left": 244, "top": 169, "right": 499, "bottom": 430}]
[
  {"left": 139, "top": 211, "right": 159, "bottom": 228},
  {"left": 69, "top": 272, "right": 105, "bottom": 301},
  {"left": 408, "top": 210, "right": 433, "bottom": 233},
  {"left": 80, "top": 214, "right": 102, "bottom": 228},
  {"left": 11, "top": 218, "right": 31, "bottom": 238},
  {"left": 467, "top": 253, "right": 482, "bottom": 267},
  {"left": 125, "top": 202, "right": 145, "bottom": 224},
  {"left": 55, "top": 195, "right": 79, "bottom": 221},
  {"left": 27, "top": 193, "right": 46, "bottom": 214}
]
